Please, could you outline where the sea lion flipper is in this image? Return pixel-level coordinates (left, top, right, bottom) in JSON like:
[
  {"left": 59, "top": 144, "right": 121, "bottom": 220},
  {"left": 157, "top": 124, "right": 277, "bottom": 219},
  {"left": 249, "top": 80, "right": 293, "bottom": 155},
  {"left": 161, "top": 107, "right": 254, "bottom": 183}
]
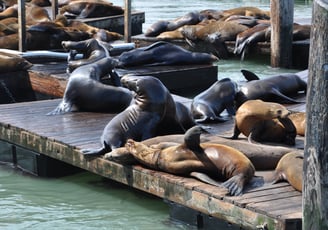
[
  {"left": 81, "top": 147, "right": 108, "bottom": 158},
  {"left": 190, "top": 172, "right": 225, "bottom": 188},
  {"left": 240, "top": 69, "right": 260, "bottom": 81},
  {"left": 183, "top": 126, "right": 203, "bottom": 152},
  {"left": 47, "top": 101, "right": 74, "bottom": 115},
  {"left": 270, "top": 88, "right": 305, "bottom": 104},
  {"left": 222, "top": 174, "right": 244, "bottom": 196}
]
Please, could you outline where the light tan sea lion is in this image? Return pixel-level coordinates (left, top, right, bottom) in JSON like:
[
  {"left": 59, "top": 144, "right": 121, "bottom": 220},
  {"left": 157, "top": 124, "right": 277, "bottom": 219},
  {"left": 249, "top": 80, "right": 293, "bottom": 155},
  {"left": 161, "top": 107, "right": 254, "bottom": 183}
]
[
  {"left": 124, "top": 126, "right": 255, "bottom": 196},
  {"left": 288, "top": 111, "right": 306, "bottom": 136},
  {"left": 268, "top": 151, "right": 303, "bottom": 192},
  {"left": 232, "top": 100, "right": 296, "bottom": 146},
  {"left": 222, "top": 6, "right": 270, "bottom": 20}
]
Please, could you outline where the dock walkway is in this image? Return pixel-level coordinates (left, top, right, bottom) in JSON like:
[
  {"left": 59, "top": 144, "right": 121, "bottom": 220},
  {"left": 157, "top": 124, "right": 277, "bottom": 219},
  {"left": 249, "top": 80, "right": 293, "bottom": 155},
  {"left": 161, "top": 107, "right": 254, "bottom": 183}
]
[{"left": 0, "top": 92, "right": 305, "bottom": 230}]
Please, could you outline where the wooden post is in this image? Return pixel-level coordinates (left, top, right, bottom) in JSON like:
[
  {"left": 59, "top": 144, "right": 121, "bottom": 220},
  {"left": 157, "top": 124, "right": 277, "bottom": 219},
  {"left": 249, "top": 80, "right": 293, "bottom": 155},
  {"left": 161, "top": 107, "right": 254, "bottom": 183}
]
[
  {"left": 303, "top": 0, "right": 328, "bottom": 229},
  {"left": 52, "top": 0, "right": 58, "bottom": 20},
  {"left": 18, "top": 0, "right": 26, "bottom": 52},
  {"left": 124, "top": 0, "right": 132, "bottom": 43},
  {"left": 270, "top": 0, "right": 294, "bottom": 68}
]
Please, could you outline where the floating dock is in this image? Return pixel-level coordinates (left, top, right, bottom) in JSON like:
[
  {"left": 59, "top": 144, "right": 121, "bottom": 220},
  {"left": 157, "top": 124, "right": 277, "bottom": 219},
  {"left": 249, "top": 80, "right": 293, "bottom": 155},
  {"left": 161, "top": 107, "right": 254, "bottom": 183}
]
[{"left": 0, "top": 64, "right": 307, "bottom": 229}]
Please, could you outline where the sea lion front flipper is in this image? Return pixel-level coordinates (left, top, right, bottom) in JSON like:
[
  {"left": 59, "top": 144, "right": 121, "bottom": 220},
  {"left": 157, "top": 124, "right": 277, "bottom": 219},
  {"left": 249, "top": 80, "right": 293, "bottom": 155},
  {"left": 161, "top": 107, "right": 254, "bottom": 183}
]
[
  {"left": 222, "top": 174, "right": 245, "bottom": 196},
  {"left": 183, "top": 126, "right": 204, "bottom": 152},
  {"left": 81, "top": 147, "right": 108, "bottom": 157},
  {"left": 240, "top": 69, "right": 260, "bottom": 81},
  {"left": 47, "top": 100, "right": 75, "bottom": 115}
]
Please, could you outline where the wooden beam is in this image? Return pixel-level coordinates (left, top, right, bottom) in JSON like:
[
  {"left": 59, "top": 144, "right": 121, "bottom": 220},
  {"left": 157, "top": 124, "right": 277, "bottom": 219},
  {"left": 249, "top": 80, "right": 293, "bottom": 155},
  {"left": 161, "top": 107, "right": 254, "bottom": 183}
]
[
  {"left": 303, "top": 0, "right": 328, "bottom": 229},
  {"left": 270, "top": 0, "right": 294, "bottom": 68},
  {"left": 124, "top": 0, "right": 132, "bottom": 42},
  {"left": 52, "top": 0, "right": 58, "bottom": 20},
  {"left": 18, "top": 0, "right": 26, "bottom": 52}
]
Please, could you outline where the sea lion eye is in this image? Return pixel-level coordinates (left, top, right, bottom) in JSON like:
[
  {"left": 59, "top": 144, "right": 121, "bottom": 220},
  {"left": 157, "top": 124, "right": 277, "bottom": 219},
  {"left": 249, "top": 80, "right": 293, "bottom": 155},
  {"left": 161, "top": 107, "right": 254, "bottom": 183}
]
[{"left": 276, "top": 109, "right": 282, "bottom": 116}]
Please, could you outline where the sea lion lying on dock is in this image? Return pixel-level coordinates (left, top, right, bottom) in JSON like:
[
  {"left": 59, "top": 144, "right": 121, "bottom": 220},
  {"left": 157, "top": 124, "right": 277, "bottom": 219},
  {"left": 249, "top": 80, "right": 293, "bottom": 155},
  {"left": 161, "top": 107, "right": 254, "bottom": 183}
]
[
  {"left": 236, "top": 69, "right": 307, "bottom": 105},
  {"left": 288, "top": 111, "right": 306, "bottom": 136},
  {"left": 106, "top": 132, "right": 296, "bottom": 171},
  {"left": 232, "top": 100, "right": 296, "bottom": 146},
  {"left": 81, "top": 75, "right": 186, "bottom": 157},
  {"left": 117, "top": 41, "right": 218, "bottom": 67},
  {"left": 59, "top": 0, "right": 124, "bottom": 19},
  {"left": 0, "top": 51, "right": 32, "bottom": 73},
  {"left": 191, "top": 78, "right": 238, "bottom": 123},
  {"left": 47, "top": 57, "right": 132, "bottom": 115},
  {"left": 123, "top": 126, "right": 255, "bottom": 196}
]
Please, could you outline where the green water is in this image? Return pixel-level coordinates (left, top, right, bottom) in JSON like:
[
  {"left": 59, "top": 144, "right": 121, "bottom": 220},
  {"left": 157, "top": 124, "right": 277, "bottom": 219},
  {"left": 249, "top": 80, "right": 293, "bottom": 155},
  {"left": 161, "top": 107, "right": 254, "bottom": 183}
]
[{"left": 0, "top": 0, "right": 312, "bottom": 229}]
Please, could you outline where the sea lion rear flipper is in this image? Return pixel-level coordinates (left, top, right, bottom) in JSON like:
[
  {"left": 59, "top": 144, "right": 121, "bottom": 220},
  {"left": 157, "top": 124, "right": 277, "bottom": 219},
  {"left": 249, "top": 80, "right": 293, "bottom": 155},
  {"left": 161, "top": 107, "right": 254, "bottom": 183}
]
[
  {"left": 240, "top": 69, "right": 260, "bottom": 81},
  {"left": 190, "top": 172, "right": 225, "bottom": 188},
  {"left": 270, "top": 88, "right": 305, "bottom": 104},
  {"left": 222, "top": 174, "right": 245, "bottom": 196}
]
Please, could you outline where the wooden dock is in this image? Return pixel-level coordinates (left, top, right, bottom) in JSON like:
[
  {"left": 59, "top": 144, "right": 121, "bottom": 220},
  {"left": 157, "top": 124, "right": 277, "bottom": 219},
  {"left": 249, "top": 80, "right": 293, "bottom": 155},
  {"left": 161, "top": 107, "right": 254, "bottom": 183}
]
[{"left": 0, "top": 70, "right": 308, "bottom": 230}]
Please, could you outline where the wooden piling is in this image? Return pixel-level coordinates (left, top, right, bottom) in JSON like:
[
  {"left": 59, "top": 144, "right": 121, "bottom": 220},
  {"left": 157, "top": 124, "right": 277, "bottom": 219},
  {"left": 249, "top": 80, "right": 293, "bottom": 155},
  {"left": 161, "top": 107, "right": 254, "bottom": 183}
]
[
  {"left": 18, "top": 0, "right": 26, "bottom": 52},
  {"left": 303, "top": 0, "right": 328, "bottom": 229},
  {"left": 270, "top": 0, "right": 294, "bottom": 68},
  {"left": 124, "top": 0, "right": 132, "bottom": 43}
]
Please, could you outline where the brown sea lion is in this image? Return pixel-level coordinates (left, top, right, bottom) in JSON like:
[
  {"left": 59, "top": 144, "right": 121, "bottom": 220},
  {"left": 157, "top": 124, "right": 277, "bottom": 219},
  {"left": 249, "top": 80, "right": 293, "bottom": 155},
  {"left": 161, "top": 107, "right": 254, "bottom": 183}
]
[
  {"left": 25, "top": 3, "right": 51, "bottom": 25},
  {"left": 288, "top": 111, "right": 306, "bottom": 136},
  {"left": 60, "top": 0, "right": 124, "bottom": 19},
  {"left": 81, "top": 75, "right": 185, "bottom": 157},
  {"left": 222, "top": 6, "right": 270, "bottom": 20},
  {"left": 156, "top": 29, "right": 184, "bottom": 40},
  {"left": 123, "top": 126, "right": 255, "bottom": 196},
  {"left": 0, "top": 51, "right": 32, "bottom": 73},
  {"left": 191, "top": 78, "right": 238, "bottom": 123},
  {"left": 0, "top": 4, "right": 17, "bottom": 19},
  {"left": 232, "top": 99, "right": 297, "bottom": 146},
  {"left": 61, "top": 38, "right": 110, "bottom": 73},
  {"left": 268, "top": 151, "right": 303, "bottom": 192},
  {"left": 237, "top": 69, "right": 307, "bottom": 105},
  {"left": 47, "top": 57, "right": 132, "bottom": 115}
]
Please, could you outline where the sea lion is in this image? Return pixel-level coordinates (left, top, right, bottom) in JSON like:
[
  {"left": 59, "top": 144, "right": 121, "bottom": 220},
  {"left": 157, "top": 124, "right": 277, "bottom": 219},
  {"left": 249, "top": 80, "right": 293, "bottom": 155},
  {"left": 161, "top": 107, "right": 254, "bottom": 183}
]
[
  {"left": 60, "top": 0, "right": 124, "bottom": 19},
  {"left": 81, "top": 75, "right": 184, "bottom": 156},
  {"left": 0, "top": 51, "right": 32, "bottom": 73},
  {"left": 232, "top": 99, "right": 297, "bottom": 146},
  {"left": 268, "top": 151, "right": 303, "bottom": 192},
  {"left": 117, "top": 41, "right": 218, "bottom": 67},
  {"left": 62, "top": 38, "right": 111, "bottom": 73},
  {"left": 105, "top": 132, "right": 296, "bottom": 171},
  {"left": 222, "top": 6, "right": 270, "bottom": 20},
  {"left": 156, "top": 29, "right": 184, "bottom": 40},
  {"left": 47, "top": 57, "right": 132, "bottom": 115},
  {"left": 236, "top": 69, "right": 307, "bottom": 105},
  {"left": 144, "top": 20, "right": 170, "bottom": 37},
  {"left": 191, "top": 78, "right": 238, "bottom": 123},
  {"left": 288, "top": 111, "right": 306, "bottom": 136},
  {"left": 123, "top": 126, "right": 255, "bottom": 196}
]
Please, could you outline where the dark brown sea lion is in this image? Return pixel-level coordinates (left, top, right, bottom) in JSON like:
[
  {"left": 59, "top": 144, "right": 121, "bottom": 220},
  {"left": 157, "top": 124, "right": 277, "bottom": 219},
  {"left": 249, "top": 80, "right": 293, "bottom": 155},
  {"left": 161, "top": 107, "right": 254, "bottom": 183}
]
[
  {"left": 234, "top": 22, "right": 270, "bottom": 60},
  {"left": 124, "top": 126, "right": 255, "bottom": 196},
  {"left": 60, "top": 0, "right": 124, "bottom": 19},
  {"left": 0, "top": 51, "right": 32, "bottom": 73},
  {"left": 237, "top": 69, "right": 307, "bottom": 105},
  {"left": 117, "top": 41, "right": 218, "bottom": 67},
  {"left": 268, "top": 151, "right": 303, "bottom": 192},
  {"left": 47, "top": 57, "right": 132, "bottom": 115},
  {"left": 61, "top": 38, "right": 110, "bottom": 73},
  {"left": 81, "top": 75, "right": 185, "bottom": 157},
  {"left": 232, "top": 99, "right": 296, "bottom": 146},
  {"left": 288, "top": 111, "right": 306, "bottom": 136},
  {"left": 191, "top": 78, "right": 238, "bottom": 123}
]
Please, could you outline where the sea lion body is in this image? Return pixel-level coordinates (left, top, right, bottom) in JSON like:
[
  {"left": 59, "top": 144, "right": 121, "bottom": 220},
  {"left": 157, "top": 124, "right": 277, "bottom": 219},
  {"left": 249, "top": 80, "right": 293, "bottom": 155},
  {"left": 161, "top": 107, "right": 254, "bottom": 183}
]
[
  {"left": 191, "top": 78, "right": 238, "bottom": 123},
  {"left": 118, "top": 41, "right": 218, "bottom": 67},
  {"left": 232, "top": 99, "right": 296, "bottom": 145},
  {"left": 222, "top": 7, "right": 270, "bottom": 20},
  {"left": 81, "top": 75, "right": 183, "bottom": 156},
  {"left": 238, "top": 69, "right": 307, "bottom": 104},
  {"left": 60, "top": 0, "right": 124, "bottom": 19},
  {"left": 269, "top": 151, "right": 303, "bottom": 192},
  {"left": 124, "top": 126, "right": 255, "bottom": 196},
  {"left": 47, "top": 57, "right": 132, "bottom": 115}
]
